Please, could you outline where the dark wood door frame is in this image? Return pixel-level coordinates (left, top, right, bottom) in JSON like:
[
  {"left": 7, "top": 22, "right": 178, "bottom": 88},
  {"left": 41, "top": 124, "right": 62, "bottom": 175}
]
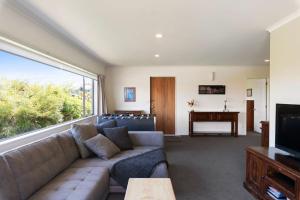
[
  {"left": 150, "top": 77, "right": 175, "bottom": 134},
  {"left": 247, "top": 100, "right": 254, "bottom": 133}
]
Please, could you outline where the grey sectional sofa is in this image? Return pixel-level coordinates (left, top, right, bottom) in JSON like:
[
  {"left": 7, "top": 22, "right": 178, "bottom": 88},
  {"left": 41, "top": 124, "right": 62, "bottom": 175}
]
[{"left": 0, "top": 130, "right": 168, "bottom": 200}]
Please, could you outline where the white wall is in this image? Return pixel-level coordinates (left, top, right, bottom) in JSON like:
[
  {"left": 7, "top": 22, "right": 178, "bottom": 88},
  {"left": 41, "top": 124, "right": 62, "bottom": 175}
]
[
  {"left": 269, "top": 17, "right": 300, "bottom": 146},
  {"left": 0, "top": 0, "right": 107, "bottom": 75},
  {"left": 106, "top": 65, "right": 269, "bottom": 135}
]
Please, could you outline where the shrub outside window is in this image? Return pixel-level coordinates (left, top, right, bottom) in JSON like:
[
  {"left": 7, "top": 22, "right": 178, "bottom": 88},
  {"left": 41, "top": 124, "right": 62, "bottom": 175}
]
[{"left": 0, "top": 50, "right": 97, "bottom": 140}]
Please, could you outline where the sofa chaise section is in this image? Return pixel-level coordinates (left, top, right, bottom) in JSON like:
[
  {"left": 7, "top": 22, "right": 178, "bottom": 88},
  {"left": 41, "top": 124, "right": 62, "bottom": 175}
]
[{"left": 70, "top": 131, "right": 168, "bottom": 193}]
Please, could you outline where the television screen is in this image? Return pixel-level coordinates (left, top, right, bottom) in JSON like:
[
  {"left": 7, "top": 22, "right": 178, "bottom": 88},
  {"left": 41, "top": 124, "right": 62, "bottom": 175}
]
[{"left": 276, "top": 104, "right": 300, "bottom": 157}]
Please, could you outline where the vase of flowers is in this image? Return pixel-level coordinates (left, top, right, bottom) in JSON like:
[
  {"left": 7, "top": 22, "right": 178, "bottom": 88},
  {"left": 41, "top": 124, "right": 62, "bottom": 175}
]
[{"left": 187, "top": 99, "right": 195, "bottom": 112}]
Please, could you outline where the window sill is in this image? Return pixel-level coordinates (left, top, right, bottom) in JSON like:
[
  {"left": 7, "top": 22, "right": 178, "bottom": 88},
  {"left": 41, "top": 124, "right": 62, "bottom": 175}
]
[{"left": 0, "top": 115, "right": 97, "bottom": 153}]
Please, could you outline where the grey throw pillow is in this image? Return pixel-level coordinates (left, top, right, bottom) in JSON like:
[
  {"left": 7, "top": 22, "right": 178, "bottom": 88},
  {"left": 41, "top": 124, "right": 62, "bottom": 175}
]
[
  {"left": 71, "top": 123, "right": 98, "bottom": 158},
  {"left": 96, "top": 120, "right": 117, "bottom": 134},
  {"left": 84, "top": 134, "right": 120, "bottom": 160},
  {"left": 103, "top": 126, "right": 133, "bottom": 150}
]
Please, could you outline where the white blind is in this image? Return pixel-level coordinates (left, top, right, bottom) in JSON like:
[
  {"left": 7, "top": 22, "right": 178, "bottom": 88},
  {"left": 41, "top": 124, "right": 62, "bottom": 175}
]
[{"left": 0, "top": 36, "right": 97, "bottom": 80}]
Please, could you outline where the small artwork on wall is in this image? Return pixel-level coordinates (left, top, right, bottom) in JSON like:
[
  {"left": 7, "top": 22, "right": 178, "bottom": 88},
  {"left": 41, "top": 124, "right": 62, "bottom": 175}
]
[
  {"left": 247, "top": 88, "right": 252, "bottom": 97},
  {"left": 124, "top": 87, "right": 136, "bottom": 102},
  {"left": 198, "top": 85, "right": 226, "bottom": 95}
]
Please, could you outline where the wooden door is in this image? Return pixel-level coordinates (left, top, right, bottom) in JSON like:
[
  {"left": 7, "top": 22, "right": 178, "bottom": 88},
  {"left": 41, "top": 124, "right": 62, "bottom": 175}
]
[
  {"left": 247, "top": 100, "right": 254, "bottom": 132},
  {"left": 150, "top": 77, "right": 175, "bottom": 134}
]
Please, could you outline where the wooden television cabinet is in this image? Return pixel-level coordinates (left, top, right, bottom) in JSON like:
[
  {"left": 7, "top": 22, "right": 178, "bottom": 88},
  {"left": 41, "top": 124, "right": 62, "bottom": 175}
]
[{"left": 244, "top": 147, "right": 300, "bottom": 200}]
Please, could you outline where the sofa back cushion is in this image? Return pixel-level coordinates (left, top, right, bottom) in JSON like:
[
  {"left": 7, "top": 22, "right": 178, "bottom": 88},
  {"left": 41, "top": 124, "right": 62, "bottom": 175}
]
[
  {"left": 84, "top": 134, "right": 120, "bottom": 160},
  {"left": 103, "top": 126, "right": 133, "bottom": 150},
  {"left": 96, "top": 120, "right": 117, "bottom": 134},
  {"left": 0, "top": 156, "right": 20, "bottom": 200},
  {"left": 4, "top": 137, "right": 67, "bottom": 200},
  {"left": 56, "top": 130, "right": 80, "bottom": 166},
  {"left": 71, "top": 123, "right": 98, "bottom": 158}
]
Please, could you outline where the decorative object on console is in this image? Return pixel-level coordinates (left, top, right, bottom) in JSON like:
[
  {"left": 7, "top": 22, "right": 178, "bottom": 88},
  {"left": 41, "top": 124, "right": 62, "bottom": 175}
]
[
  {"left": 247, "top": 88, "right": 252, "bottom": 97},
  {"left": 198, "top": 85, "right": 225, "bottom": 94},
  {"left": 124, "top": 87, "right": 136, "bottom": 102},
  {"left": 187, "top": 99, "right": 195, "bottom": 111},
  {"left": 223, "top": 98, "right": 229, "bottom": 112}
]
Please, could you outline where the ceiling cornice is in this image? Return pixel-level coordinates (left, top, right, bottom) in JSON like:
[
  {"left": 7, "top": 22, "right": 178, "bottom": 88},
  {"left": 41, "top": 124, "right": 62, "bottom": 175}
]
[{"left": 267, "top": 9, "right": 300, "bottom": 32}]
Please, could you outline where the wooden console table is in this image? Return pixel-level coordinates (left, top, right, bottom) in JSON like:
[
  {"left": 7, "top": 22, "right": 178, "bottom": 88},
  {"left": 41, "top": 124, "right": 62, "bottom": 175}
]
[{"left": 189, "top": 111, "right": 239, "bottom": 137}]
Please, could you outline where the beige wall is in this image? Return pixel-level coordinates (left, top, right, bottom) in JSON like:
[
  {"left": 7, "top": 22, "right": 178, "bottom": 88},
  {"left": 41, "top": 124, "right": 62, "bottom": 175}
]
[
  {"left": 269, "top": 17, "right": 300, "bottom": 146},
  {"left": 0, "top": 0, "right": 107, "bottom": 75},
  {"left": 106, "top": 65, "right": 269, "bottom": 135}
]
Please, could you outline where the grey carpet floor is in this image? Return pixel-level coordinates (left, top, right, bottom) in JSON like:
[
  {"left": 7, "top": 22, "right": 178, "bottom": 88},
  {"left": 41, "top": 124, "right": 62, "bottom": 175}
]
[{"left": 107, "top": 133, "right": 259, "bottom": 200}]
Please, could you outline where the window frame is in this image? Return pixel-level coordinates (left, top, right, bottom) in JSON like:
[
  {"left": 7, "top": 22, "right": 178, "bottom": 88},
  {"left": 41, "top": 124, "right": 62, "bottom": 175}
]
[{"left": 0, "top": 36, "right": 98, "bottom": 142}]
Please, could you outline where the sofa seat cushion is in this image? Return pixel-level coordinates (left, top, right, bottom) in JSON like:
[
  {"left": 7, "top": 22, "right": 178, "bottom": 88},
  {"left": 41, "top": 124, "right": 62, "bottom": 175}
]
[
  {"left": 29, "top": 167, "right": 109, "bottom": 200},
  {"left": 70, "top": 146, "right": 160, "bottom": 170}
]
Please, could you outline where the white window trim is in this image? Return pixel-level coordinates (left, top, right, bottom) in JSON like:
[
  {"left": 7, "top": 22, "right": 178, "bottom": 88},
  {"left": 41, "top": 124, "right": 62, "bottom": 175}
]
[
  {"left": 0, "top": 115, "right": 97, "bottom": 153},
  {"left": 0, "top": 36, "right": 97, "bottom": 80},
  {"left": 0, "top": 36, "right": 99, "bottom": 153}
]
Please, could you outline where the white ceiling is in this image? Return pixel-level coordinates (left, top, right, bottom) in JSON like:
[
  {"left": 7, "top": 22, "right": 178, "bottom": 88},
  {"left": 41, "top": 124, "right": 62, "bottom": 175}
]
[{"left": 17, "top": 0, "right": 300, "bottom": 66}]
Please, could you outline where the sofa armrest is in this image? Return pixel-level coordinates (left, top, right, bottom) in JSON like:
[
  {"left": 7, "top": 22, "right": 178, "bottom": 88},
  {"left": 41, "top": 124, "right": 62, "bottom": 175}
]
[{"left": 128, "top": 131, "right": 164, "bottom": 148}]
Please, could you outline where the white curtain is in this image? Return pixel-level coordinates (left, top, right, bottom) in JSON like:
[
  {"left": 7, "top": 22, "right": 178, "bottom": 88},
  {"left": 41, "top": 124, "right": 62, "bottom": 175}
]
[{"left": 97, "top": 75, "right": 107, "bottom": 115}]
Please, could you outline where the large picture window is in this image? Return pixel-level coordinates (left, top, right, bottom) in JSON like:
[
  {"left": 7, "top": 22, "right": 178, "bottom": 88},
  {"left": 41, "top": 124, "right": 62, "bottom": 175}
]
[{"left": 0, "top": 50, "right": 97, "bottom": 139}]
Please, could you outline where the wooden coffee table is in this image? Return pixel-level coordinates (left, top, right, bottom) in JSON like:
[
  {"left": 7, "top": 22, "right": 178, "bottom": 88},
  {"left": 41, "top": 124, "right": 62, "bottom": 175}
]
[{"left": 124, "top": 178, "right": 176, "bottom": 200}]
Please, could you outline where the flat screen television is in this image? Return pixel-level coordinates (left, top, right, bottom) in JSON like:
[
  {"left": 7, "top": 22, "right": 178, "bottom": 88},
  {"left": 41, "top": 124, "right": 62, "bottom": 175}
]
[{"left": 276, "top": 104, "right": 300, "bottom": 158}]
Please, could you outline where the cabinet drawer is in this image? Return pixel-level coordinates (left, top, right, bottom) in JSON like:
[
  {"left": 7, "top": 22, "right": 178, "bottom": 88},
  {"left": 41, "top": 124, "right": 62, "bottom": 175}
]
[
  {"left": 191, "top": 113, "right": 210, "bottom": 121},
  {"left": 218, "top": 113, "right": 233, "bottom": 121}
]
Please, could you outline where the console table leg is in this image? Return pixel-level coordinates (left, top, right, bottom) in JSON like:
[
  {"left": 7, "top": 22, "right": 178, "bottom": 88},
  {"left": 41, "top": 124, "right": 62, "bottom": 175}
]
[
  {"left": 189, "top": 121, "right": 193, "bottom": 137},
  {"left": 235, "top": 121, "right": 238, "bottom": 137},
  {"left": 231, "top": 121, "right": 234, "bottom": 137}
]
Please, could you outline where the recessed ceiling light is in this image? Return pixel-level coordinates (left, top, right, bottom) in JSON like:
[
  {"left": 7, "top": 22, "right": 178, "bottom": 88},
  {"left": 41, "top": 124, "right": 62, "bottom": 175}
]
[
  {"left": 154, "top": 54, "right": 160, "bottom": 58},
  {"left": 155, "top": 33, "right": 163, "bottom": 38},
  {"left": 264, "top": 59, "right": 270, "bottom": 63}
]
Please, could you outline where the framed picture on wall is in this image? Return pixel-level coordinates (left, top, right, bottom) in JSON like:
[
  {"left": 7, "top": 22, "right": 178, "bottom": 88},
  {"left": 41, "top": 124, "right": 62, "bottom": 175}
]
[
  {"left": 198, "top": 85, "right": 226, "bottom": 94},
  {"left": 247, "top": 88, "right": 252, "bottom": 97},
  {"left": 124, "top": 87, "right": 136, "bottom": 102}
]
